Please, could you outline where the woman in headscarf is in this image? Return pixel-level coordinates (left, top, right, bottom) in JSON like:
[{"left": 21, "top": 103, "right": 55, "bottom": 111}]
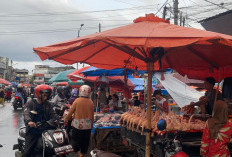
[
  {"left": 68, "top": 88, "right": 78, "bottom": 105},
  {"left": 200, "top": 100, "right": 232, "bottom": 157}
]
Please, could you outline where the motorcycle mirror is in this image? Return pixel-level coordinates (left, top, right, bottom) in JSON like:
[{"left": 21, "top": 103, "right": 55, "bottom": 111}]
[
  {"left": 157, "top": 119, "right": 167, "bottom": 131},
  {"left": 47, "top": 119, "right": 58, "bottom": 127},
  {"left": 30, "top": 110, "right": 38, "bottom": 115}
]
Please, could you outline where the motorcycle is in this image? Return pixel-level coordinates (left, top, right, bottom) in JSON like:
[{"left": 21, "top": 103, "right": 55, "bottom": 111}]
[
  {"left": 12, "top": 96, "right": 23, "bottom": 110},
  {"left": 154, "top": 119, "right": 189, "bottom": 157},
  {"left": 13, "top": 119, "right": 74, "bottom": 157},
  {"left": 53, "top": 99, "right": 68, "bottom": 117}
]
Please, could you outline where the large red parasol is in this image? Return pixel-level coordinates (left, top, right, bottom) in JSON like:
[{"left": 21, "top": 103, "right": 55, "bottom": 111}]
[
  {"left": 34, "top": 14, "right": 232, "bottom": 80},
  {"left": 34, "top": 14, "right": 232, "bottom": 156}
]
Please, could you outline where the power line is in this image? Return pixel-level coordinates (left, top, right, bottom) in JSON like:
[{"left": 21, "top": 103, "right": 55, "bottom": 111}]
[
  {"left": 203, "top": 0, "right": 230, "bottom": 11},
  {"left": 0, "top": 19, "right": 132, "bottom": 26},
  {"left": 154, "top": 0, "right": 169, "bottom": 15},
  {"left": 0, "top": 7, "right": 155, "bottom": 26},
  {"left": 112, "top": 0, "right": 140, "bottom": 6},
  {"left": 0, "top": 23, "right": 130, "bottom": 35},
  {"left": 0, "top": 5, "right": 156, "bottom": 18}
]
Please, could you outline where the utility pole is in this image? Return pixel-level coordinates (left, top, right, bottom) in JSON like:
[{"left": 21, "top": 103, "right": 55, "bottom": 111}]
[
  {"left": 173, "top": 0, "right": 179, "bottom": 25},
  {"left": 183, "top": 17, "right": 185, "bottom": 27},
  {"left": 162, "top": 5, "right": 167, "bottom": 19},
  {"left": 76, "top": 24, "right": 84, "bottom": 69},
  {"left": 99, "top": 23, "right": 101, "bottom": 32},
  {"left": 179, "top": 12, "right": 182, "bottom": 26}
]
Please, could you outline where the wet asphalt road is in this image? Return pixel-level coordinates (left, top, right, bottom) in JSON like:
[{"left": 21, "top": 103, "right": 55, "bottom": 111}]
[
  {"left": 0, "top": 101, "right": 85, "bottom": 157},
  {"left": 0, "top": 101, "right": 24, "bottom": 157}
]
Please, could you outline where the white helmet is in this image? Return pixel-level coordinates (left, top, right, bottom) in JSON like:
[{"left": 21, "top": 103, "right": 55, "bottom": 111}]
[{"left": 79, "top": 85, "right": 91, "bottom": 98}]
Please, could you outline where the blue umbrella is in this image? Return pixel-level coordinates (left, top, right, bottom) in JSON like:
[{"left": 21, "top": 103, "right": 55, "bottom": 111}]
[
  {"left": 81, "top": 67, "right": 145, "bottom": 76},
  {"left": 133, "top": 86, "right": 157, "bottom": 91},
  {"left": 82, "top": 67, "right": 172, "bottom": 77},
  {"left": 11, "top": 82, "right": 18, "bottom": 87},
  {"left": 128, "top": 78, "right": 157, "bottom": 86}
]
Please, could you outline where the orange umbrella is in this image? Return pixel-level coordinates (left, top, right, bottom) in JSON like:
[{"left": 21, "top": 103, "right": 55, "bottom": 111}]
[
  {"left": 34, "top": 14, "right": 232, "bottom": 80},
  {"left": 34, "top": 14, "right": 232, "bottom": 156}
]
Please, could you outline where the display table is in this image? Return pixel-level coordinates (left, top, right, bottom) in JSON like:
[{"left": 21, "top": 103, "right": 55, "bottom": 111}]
[
  {"left": 121, "top": 125, "right": 203, "bottom": 157},
  {"left": 91, "top": 125, "right": 121, "bottom": 149}
]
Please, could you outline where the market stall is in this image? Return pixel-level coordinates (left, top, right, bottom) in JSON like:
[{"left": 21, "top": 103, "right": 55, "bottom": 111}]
[
  {"left": 34, "top": 14, "right": 232, "bottom": 157},
  {"left": 91, "top": 113, "right": 137, "bottom": 156},
  {"left": 120, "top": 106, "right": 208, "bottom": 156}
]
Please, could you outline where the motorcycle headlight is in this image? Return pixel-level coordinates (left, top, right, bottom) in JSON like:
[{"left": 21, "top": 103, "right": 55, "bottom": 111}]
[
  {"left": 44, "top": 132, "right": 52, "bottom": 141},
  {"left": 53, "top": 132, "right": 64, "bottom": 144}
]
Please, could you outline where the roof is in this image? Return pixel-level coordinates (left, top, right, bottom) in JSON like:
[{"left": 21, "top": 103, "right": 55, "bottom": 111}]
[
  {"left": 14, "top": 69, "right": 29, "bottom": 73},
  {"left": 199, "top": 10, "right": 232, "bottom": 22},
  {"left": 200, "top": 10, "right": 232, "bottom": 35}
]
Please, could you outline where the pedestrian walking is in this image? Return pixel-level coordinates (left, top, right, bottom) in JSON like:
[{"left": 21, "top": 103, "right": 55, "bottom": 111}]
[
  {"left": 0, "top": 85, "right": 5, "bottom": 106},
  {"left": 64, "top": 85, "right": 94, "bottom": 157}
]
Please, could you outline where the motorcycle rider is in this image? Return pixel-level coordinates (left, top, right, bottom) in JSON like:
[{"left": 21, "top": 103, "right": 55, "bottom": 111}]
[
  {"left": 15, "top": 84, "right": 25, "bottom": 106},
  {"left": 22, "top": 86, "right": 28, "bottom": 104},
  {"left": 53, "top": 86, "right": 66, "bottom": 106},
  {"left": 23, "top": 84, "right": 59, "bottom": 157},
  {"left": 64, "top": 85, "right": 94, "bottom": 157},
  {"left": 64, "top": 85, "right": 72, "bottom": 100}
]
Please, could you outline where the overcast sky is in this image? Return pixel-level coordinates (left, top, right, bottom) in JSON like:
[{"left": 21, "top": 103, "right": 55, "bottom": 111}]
[{"left": 0, "top": 0, "right": 231, "bottom": 73}]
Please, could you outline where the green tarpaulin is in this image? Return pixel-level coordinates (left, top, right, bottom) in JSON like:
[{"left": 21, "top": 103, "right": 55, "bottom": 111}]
[{"left": 49, "top": 69, "right": 75, "bottom": 83}]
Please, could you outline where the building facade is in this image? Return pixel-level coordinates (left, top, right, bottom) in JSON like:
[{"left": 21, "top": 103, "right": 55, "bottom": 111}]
[
  {"left": 0, "top": 57, "right": 13, "bottom": 80},
  {"left": 14, "top": 69, "right": 29, "bottom": 83},
  {"left": 32, "top": 65, "right": 74, "bottom": 84}
]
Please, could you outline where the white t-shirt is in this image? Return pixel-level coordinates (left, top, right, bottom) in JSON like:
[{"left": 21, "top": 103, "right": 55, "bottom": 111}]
[{"left": 156, "top": 98, "right": 167, "bottom": 107}]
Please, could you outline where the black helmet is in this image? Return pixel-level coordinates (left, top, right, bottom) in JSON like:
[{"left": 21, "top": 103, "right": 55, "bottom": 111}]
[{"left": 57, "top": 86, "right": 64, "bottom": 94}]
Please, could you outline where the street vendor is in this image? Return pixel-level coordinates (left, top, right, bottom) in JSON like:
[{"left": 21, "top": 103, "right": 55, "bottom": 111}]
[
  {"left": 108, "top": 94, "right": 122, "bottom": 113},
  {"left": 184, "top": 77, "right": 222, "bottom": 115},
  {"left": 152, "top": 89, "right": 169, "bottom": 113}
]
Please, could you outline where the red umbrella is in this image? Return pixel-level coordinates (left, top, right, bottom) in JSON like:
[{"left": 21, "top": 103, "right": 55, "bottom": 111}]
[
  {"left": 56, "top": 82, "right": 68, "bottom": 86},
  {"left": 34, "top": 14, "right": 232, "bottom": 156},
  {"left": 34, "top": 14, "right": 232, "bottom": 80},
  {"left": 22, "top": 83, "right": 30, "bottom": 87},
  {"left": 0, "top": 79, "right": 11, "bottom": 86},
  {"left": 67, "top": 66, "right": 91, "bottom": 82}
]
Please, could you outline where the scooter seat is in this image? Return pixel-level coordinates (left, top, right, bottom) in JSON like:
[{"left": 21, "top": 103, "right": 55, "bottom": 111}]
[{"left": 19, "top": 127, "right": 26, "bottom": 138}]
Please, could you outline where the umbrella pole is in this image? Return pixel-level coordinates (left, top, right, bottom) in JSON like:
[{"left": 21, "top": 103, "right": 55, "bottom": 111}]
[
  {"left": 94, "top": 83, "right": 98, "bottom": 113},
  {"left": 124, "top": 69, "right": 128, "bottom": 111},
  {"left": 145, "top": 62, "right": 154, "bottom": 157},
  {"left": 214, "top": 68, "right": 222, "bottom": 106},
  {"left": 144, "top": 74, "right": 148, "bottom": 108}
]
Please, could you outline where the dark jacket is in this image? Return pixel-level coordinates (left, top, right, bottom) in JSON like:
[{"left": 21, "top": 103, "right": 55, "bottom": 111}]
[
  {"left": 0, "top": 90, "right": 4, "bottom": 98},
  {"left": 23, "top": 99, "right": 59, "bottom": 130}
]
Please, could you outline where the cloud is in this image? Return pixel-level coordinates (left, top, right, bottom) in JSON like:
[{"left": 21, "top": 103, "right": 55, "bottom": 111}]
[
  {"left": 0, "top": 0, "right": 100, "bottom": 61},
  {"left": 1, "top": 0, "right": 229, "bottom": 71},
  {"left": 0, "top": 0, "right": 138, "bottom": 64}
]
